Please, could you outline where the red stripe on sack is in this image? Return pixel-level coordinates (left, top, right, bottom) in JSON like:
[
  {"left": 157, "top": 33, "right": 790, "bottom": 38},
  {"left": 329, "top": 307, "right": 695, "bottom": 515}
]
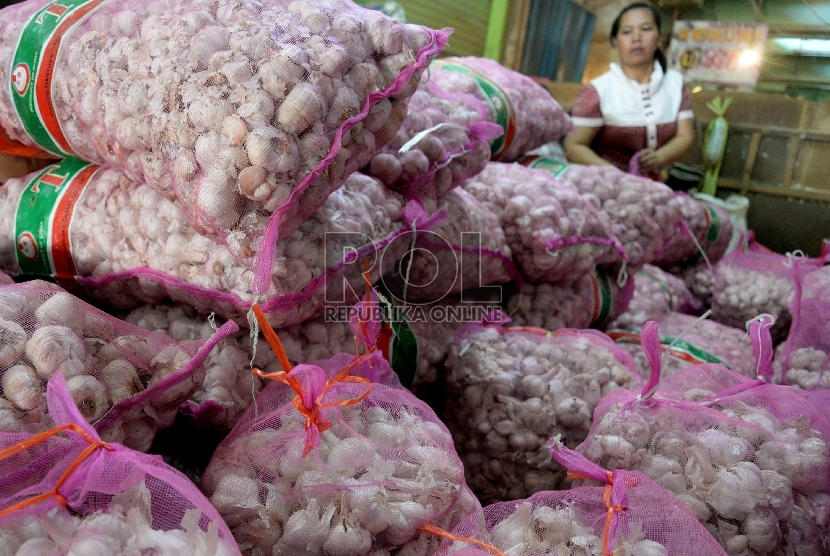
[
  {"left": 50, "top": 164, "right": 98, "bottom": 280},
  {"left": 0, "top": 126, "right": 48, "bottom": 157},
  {"left": 34, "top": 0, "right": 105, "bottom": 155}
]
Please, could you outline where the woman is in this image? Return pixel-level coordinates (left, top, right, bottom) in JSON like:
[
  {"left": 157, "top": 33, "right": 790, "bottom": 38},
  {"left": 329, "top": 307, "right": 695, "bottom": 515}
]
[{"left": 564, "top": 2, "right": 694, "bottom": 180}]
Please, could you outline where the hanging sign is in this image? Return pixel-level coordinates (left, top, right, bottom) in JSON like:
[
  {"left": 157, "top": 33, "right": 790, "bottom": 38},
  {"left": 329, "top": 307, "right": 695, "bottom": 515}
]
[{"left": 667, "top": 21, "right": 768, "bottom": 86}]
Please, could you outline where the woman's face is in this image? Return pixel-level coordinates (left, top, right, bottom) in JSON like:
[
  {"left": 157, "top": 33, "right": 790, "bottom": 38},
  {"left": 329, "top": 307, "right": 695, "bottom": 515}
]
[{"left": 613, "top": 8, "right": 660, "bottom": 68}]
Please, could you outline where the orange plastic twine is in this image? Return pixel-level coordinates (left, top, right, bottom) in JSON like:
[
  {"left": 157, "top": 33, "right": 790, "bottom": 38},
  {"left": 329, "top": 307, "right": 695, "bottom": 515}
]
[
  {"left": 251, "top": 303, "right": 374, "bottom": 456},
  {"left": 418, "top": 521, "right": 508, "bottom": 556},
  {"left": 567, "top": 470, "right": 631, "bottom": 556},
  {"left": 251, "top": 303, "right": 293, "bottom": 374},
  {"left": 0, "top": 423, "right": 112, "bottom": 518}
]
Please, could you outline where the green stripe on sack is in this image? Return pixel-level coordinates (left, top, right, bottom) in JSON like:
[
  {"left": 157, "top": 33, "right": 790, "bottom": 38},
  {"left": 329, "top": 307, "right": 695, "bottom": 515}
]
[
  {"left": 10, "top": 0, "right": 102, "bottom": 156},
  {"left": 14, "top": 157, "right": 92, "bottom": 276},
  {"left": 430, "top": 59, "right": 512, "bottom": 157}
]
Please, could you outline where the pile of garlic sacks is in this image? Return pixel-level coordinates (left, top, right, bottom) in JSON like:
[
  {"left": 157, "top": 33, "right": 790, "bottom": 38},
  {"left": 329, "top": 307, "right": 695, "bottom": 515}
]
[
  {"left": 0, "top": 0, "right": 445, "bottom": 261},
  {"left": 4, "top": 0, "right": 830, "bottom": 554}
]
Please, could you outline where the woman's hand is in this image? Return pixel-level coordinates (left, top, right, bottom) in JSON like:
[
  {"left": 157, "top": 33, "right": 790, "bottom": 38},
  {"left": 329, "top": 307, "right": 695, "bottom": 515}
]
[{"left": 636, "top": 148, "right": 663, "bottom": 173}]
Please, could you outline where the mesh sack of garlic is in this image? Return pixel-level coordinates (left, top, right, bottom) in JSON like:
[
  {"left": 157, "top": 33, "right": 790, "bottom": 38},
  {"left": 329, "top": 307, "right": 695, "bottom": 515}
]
[
  {"left": 461, "top": 162, "right": 626, "bottom": 284},
  {"left": 200, "top": 342, "right": 482, "bottom": 556},
  {"left": 505, "top": 267, "right": 635, "bottom": 332},
  {"left": 606, "top": 264, "right": 702, "bottom": 331},
  {"left": 0, "top": 160, "right": 429, "bottom": 329},
  {"left": 577, "top": 319, "right": 830, "bottom": 556},
  {"left": 382, "top": 187, "right": 522, "bottom": 302},
  {"left": 0, "top": 279, "right": 238, "bottom": 452},
  {"left": 558, "top": 163, "right": 683, "bottom": 271},
  {"left": 443, "top": 315, "right": 640, "bottom": 504},
  {"left": 771, "top": 264, "right": 830, "bottom": 390},
  {"left": 710, "top": 241, "right": 823, "bottom": 345},
  {"left": 123, "top": 293, "right": 414, "bottom": 431},
  {"left": 393, "top": 296, "right": 505, "bottom": 414},
  {"left": 0, "top": 373, "right": 242, "bottom": 556},
  {"left": 674, "top": 259, "right": 715, "bottom": 311},
  {"left": 429, "top": 57, "right": 572, "bottom": 163},
  {"left": 432, "top": 441, "right": 727, "bottom": 556},
  {"left": 365, "top": 74, "right": 503, "bottom": 201},
  {"left": 652, "top": 192, "right": 733, "bottom": 270},
  {"left": 607, "top": 311, "right": 759, "bottom": 380},
  {"left": 0, "top": 0, "right": 448, "bottom": 293}
]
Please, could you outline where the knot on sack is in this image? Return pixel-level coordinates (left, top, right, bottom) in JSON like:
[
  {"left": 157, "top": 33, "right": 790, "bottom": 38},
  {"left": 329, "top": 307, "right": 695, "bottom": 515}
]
[
  {"left": 254, "top": 358, "right": 373, "bottom": 457},
  {"left": 0, "top": 424, "right": 112, "bottom": 518}
]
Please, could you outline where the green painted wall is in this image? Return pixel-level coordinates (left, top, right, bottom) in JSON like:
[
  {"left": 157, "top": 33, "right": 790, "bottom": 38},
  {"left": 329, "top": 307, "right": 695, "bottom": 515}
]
[{"left": 397, "top": 0, "right": 493, "bottom": 57}]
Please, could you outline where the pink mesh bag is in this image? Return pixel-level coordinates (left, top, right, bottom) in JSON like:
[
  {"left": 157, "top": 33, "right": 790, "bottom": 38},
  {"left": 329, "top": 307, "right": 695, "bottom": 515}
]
[
  {"left": 505, "top": 267, "right": 635, "bottom": 331},
  {"left": 608, "top": 311, "right": 759, "bottom": 380},
  {"left": 675, "top": 258, "right": 716, "bottom": 310},
  {"left": 431, "top": 442, "right": 727, "bottom": 556},
  {"left": 0, "top": 0, "right": 449, "bottom": 298},
  {"left": 365, "top": 75, "right": 503, "bottom": 201},
  {"left": 558, "top": 163, "right": 683, "bottom": 270},
  {"left": 200, "top": 311, "right": 481, "bottom": 556},
  {"left": 0, "top": 373, "right": 241, "bottom": 555},
  {"left": 123, "top": 301, "right": 375, "bottom": 430},
  {"left": 711, "top": 241, "right": 824, "bottom": 344},
  {"left": 773, "top": 264, "right": 830, "bottom": 390},
  {"left": 0, "top": 161, "right": 438, "bottom": 329},
  {"left": 653, "top": 192, "right": 733, "bottom": 269},
  {"left": 462, "top": 162, "right": 626, "bottom": 284},
  {"left": 0, "top": 279, "right": 237, "bottom": 452},
  {"left": 429, "top": 57, "right": 572, "bottom": 162},
  {"left": 403, "top": 297, "right": 505, "bottom": 413},
  {"left": 577, "top": 319, "right": 830, "bottom": 556},
  {"left": 443, "top": 315, "right": 640, "bottom": 504},
  {"left": 383, "top": 188, "right": 522, "bottom": 301},
  {"left": 607, "top": 264, "right": 701, "bottom": 331}
]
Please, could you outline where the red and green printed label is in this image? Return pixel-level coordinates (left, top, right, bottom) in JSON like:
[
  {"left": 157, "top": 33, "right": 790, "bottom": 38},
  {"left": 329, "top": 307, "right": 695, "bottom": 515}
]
[
  {"left": 607, "top": 329, "right": 729, "bottom": 368},
  {"left": 15, "top": 157, "right": 98, "bottom": 279},
  {"left": 589, "top": 269, "right": 614, "bottom": 326},
  {"left": 520, "top": 155, "right": 572, "bottom": 179},
  {"left": 430, "top": 59, "right": 515, "bottom": 159},
  {"left": 10, "top": 0, "right": 104, "bottom": 156}
]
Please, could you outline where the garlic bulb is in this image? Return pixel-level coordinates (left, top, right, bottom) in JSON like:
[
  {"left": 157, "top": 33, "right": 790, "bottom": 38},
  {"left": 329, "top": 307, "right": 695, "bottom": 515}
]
[{"left": 0, "top": 0, "right": 444, "bottom": 272}]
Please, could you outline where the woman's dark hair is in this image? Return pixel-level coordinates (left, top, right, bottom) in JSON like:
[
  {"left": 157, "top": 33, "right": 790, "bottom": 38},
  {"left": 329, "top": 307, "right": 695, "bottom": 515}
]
[{"left": 609, "top": 2, "right": 667, "bottom": 71}]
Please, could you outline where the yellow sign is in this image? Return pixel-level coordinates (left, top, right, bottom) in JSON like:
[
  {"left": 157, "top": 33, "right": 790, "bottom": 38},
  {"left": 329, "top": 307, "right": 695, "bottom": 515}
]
[{"left": 668, "top": 21, "right": 768, "bottom": 86}]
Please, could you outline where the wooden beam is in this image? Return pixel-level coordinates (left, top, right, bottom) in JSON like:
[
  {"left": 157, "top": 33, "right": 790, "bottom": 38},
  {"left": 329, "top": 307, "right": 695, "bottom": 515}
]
[{"left": 741, "top": 132, "right": 762, "bottom": 196}]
